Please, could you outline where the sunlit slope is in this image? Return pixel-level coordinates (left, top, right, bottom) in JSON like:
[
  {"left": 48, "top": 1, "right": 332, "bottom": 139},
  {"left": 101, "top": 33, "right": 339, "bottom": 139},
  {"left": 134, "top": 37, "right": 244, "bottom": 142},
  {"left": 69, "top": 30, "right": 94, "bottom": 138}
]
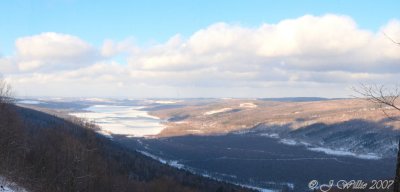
[
  {"left": 151, "top": 99, "right": 399, "bottom": 136},
  {"left": 150, "top": 99, "right": 400, "bottom": 157}
]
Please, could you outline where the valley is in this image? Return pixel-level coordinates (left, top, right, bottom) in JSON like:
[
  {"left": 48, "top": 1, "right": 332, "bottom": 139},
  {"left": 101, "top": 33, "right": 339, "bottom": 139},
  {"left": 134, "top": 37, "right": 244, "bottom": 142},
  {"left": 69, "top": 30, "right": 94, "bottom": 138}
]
[{"left": 16, "top": 97, "right": 400, "bottom": 191}]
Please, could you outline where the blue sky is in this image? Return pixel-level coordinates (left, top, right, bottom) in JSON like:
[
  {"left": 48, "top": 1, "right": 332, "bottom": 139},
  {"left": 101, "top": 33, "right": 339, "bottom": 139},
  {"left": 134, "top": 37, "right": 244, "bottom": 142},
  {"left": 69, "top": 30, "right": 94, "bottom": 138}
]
[
  {"left": 0, "top": 1, "right": 399, "bottom": 98},
  {"left": 1, "top": 0, "right": 399, "bottom": 54}
]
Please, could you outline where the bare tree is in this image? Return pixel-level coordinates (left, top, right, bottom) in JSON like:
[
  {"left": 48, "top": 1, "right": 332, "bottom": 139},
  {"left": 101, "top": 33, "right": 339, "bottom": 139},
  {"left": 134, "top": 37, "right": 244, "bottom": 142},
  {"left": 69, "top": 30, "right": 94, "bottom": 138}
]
[
  {"left": 354, "top": 84, "right": 400, "bottom": 192},
  {"left": 353, "top": 84, "right": 400, "bottom": 192},
  {"left": 354, "top": 33, "right": 400, "bottom": 192},
  {"left": 0, "top": 76, "right": 14, "bottom": 106}
]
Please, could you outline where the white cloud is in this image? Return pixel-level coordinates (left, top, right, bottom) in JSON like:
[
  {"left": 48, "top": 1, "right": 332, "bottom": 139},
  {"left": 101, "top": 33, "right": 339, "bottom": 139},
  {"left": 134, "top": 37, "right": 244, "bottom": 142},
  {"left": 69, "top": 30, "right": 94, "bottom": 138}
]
[
  {"left": 0, "top": 56, "right": 18, "bottom": 73},
  {"left": 15, "top": 32, "right": 101, "bottom": 71},
  {"left": 127, "top": 14, "right": 400, "bottom": 76},
  {"left": 2, "top": 14, "right": 400, "bottom": 97},
  {"left": 101, "top": 38, "right": 138, "bottom": 57}
]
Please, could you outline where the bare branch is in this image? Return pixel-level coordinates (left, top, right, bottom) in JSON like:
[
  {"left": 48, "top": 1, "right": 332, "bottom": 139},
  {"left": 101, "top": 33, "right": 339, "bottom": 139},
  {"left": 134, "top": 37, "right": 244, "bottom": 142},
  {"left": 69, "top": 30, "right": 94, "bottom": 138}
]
[
  {"left": 383, "top": 32, "right": 400, "bottom": 46},
  {"left": 353, "top": 83, "right": 400, "bottom": 121}
]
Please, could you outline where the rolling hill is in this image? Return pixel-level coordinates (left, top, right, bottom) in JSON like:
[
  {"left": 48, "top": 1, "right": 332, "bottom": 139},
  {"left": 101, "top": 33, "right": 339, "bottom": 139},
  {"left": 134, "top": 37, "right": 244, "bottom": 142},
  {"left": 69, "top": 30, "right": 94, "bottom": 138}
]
[{"left": 150, "top": 98, "right": 400, "bottom": 158}]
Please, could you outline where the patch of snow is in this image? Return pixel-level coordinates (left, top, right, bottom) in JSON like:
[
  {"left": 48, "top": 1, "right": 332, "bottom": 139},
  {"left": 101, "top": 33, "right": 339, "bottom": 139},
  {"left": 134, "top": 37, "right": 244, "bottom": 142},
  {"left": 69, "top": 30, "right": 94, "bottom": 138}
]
[
  {"left": 145, "top": 100, "right": 182, "bottom": 104},
  {"left": 239, "top": 103, "right": 257, "bottom": 108},
  {"left": 17, "top": 100, "right": 42, "bottom": 105},
  {"left": 81, "top": 98, "right": 113, "bottom": 102},
  {"left": 173, "top": 121, "right": 187, "bottom": 124},
  {"left": 308, "top": 147, "right": 381, "bottom": 160},
  {"left": 260, "top": 133, "right": 279, "bottom": 139},
  {"left": 217, "top": 173, "right": 237, "bottom": 179},
  {"left": 169, "top": 161, "right": 185, "bottom": 169},
  {"left": 263, "top": 181, "right": 294, "bottom": 191},
  {"left": 279, "top": 139, "right": 298, "bottom": 146},
  {"left": 233, "top": 130, "right": 254, "bottom": 135},
  {"left": 46, "top": 97, "right": 64, "bottom": 101},
  {"left": 204, "top": 108, "right": 232, "bottom": 115},
  {"left": 299, "top": 141, "right": 311, "bottom": 146},
  {"left": 137, "top": 150, "right": 167, "bottom": 164},
  {"left": 286, "top": 183, "right": 295, "bottom": 190},
  {"left": 235, "top": 184, "right": 277, "bottom": 192},
  {"left": 136, "top": 150, "right": 184, "bottom": 169},
  {"left": 0, "top": 176, "right": 27, "bottom": 192},
  {"left": 154, "top": 100, "right": 179, "bottom": 104}
]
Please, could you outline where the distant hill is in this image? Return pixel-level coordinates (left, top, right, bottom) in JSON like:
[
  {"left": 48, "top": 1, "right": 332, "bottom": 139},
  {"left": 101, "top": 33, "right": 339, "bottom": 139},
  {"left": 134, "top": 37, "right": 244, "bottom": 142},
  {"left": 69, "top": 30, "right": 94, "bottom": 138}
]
[
  {"left": 150, "top": 98, "right": 400, "bottom": 158},
  {"left": 258, "top": 97, "right": 334, "bottom": 102},
  {"left": 0, "top": 103, "right": 250, "bottom": 192}
]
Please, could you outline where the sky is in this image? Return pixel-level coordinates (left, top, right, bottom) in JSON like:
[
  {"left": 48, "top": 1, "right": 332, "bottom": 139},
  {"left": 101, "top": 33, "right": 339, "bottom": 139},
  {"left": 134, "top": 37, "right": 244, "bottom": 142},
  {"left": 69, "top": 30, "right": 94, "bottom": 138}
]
[{"left": 0, "top": 0, "right": 399, "bottom": 98}]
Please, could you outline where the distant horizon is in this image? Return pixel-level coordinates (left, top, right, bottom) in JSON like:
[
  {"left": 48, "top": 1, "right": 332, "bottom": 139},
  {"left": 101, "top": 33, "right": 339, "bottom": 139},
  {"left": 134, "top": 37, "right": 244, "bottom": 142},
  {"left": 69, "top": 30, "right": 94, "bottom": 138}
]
[{"left": 15, "top": 96, "right": 349, "bottom": 100}]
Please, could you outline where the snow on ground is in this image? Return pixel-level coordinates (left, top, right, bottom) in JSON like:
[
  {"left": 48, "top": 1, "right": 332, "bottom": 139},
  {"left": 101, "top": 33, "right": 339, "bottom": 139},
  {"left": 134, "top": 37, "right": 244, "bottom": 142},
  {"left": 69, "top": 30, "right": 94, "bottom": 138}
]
[
  {"left": 0, "top": 176, "right": 27, "bottom": 192},
  {"left": 136, "top": 150, "right": 185, "bottom": 169},
  {"left": 70, "top": 105, "right": 165, "bottom": 137},
  {"left": 17, "top": 100, "right": 42, "bottom": 105},
  {"left": 259, "top": 133, "right": 382, "bottom": 160},
  {"left": 279, "top": 139, "right": 298, "bottom": 145},
  {"left": 80, "top": 98, "right": 114, "bottom": 102},
  {"left": 308, "top": 147, "right": 381, "bottom": 160},
  {"left": 173, "top": 121, "right": 187, "bottom": 124},
  {"left": 236, "top": 184, "right": 278, "bottom": 192},
  {"left": 204, "top": 108, "right": 232, "bottom": 115},
  {"left": 169, "top": 161, "right": 185, "bottom": 169},
  {"left": 154, "top": 100, "right": 180, "bottom": 104},
  {"left": 136, "top": 150, "right": 277, "bottom": 192},
  {"left": 239, "top": 103, "right": 257, "bottom": 108},
  {"left": 259, "top": 133, "right": 279, "bottom": 138},
  {"left": 145, "top": 100, "right": 182, "bottom": 104}
]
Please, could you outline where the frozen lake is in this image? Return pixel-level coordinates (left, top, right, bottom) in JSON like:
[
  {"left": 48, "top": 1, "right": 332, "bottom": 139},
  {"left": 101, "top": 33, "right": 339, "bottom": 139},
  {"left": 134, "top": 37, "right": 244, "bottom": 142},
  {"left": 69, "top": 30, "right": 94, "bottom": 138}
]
[{"left": 70, "top": 105, "right": 165, "bottom": 137}]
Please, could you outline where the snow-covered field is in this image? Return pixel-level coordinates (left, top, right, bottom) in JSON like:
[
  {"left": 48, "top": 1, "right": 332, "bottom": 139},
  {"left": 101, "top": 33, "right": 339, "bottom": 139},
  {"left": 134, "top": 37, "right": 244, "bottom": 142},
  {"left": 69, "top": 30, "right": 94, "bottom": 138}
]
[
  {"left": 204, "top": 108, "right": 233, "bottom": 115},
  {"left": 70, "top": 105, "right": 165, "bottom": 137},
  {"left": 239, "top": 103, "right": 257, "bottom": 108}
]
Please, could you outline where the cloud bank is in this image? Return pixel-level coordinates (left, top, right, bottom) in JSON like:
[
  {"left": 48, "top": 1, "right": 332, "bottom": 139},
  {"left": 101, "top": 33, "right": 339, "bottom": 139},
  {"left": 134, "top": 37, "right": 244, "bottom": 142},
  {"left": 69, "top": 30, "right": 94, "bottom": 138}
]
[{"left": 2, "top": 14, "right": 400, "bottom": 98}]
